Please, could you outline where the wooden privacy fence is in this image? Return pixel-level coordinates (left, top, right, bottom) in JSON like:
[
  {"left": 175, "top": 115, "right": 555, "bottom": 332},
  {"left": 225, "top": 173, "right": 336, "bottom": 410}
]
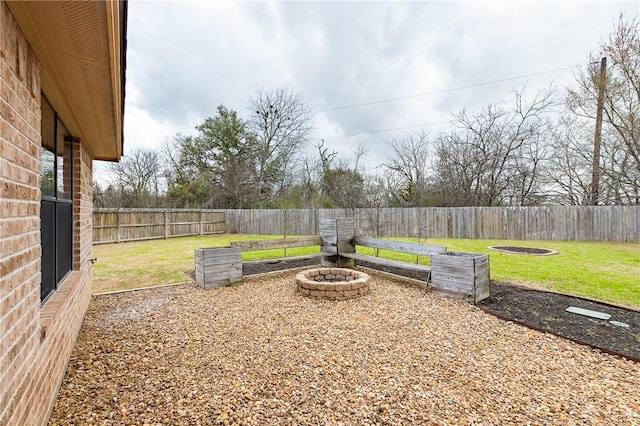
[
  {"left": 93, "top": 206, "right": 640, "bottom": 243},
  {"left": 93, "top": 209, "right": 225, "bottom": 244},
  {"left": 223, "top": 206, "right": 640, "bottom": 242}
]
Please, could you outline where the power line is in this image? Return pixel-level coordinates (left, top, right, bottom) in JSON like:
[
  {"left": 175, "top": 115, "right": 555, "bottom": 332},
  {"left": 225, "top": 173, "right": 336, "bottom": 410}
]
[
  {"left": 156, "top": 65, "right": 579, "bottom": 142},
  {"left": 322, "top": 120, "right": 453, "bottom": 140},
  {"left": 315, "top": 65, "right": 578, "bottom": 113}
]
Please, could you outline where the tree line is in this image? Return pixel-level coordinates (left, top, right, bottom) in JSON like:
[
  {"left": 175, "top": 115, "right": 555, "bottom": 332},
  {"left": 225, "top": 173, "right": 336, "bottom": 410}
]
[{"left": 95, "top": 16, "right": 640, "bottom": 209}]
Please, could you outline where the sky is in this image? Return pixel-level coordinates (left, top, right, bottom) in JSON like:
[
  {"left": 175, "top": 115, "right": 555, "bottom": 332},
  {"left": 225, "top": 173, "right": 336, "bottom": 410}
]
[{"left": 95, "top": 0, "right": 640, "bottom": 184}]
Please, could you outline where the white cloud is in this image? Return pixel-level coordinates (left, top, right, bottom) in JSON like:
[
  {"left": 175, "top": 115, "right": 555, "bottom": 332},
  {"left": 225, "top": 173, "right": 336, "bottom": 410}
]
[{"left": 102, "top": 0, "right": 640, "bottom": 186}]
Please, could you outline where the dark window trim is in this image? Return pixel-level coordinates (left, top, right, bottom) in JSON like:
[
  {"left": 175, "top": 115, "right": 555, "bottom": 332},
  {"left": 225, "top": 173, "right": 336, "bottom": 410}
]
[{"left": 40, "top": 94, "right": 74, "bottom": 304}]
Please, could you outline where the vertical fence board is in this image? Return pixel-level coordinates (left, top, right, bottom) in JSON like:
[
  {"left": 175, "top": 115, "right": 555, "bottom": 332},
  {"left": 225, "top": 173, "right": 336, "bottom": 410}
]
[
  {"left": 92, "top": 209, "right": 225, "bottom": 244},
  {"left": 94, "top": 206, "right": 640, "bottom": 243}
]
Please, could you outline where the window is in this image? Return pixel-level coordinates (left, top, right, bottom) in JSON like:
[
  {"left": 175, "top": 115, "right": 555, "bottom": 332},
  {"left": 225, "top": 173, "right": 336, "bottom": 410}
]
[{"left": 40, "top": 96, "right": 73, "bottom": 303}]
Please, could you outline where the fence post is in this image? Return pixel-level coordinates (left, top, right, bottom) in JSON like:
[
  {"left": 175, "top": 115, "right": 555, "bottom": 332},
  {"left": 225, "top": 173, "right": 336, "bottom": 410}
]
[
  {"left": 199, "top": 210, "right": 204, "bottom": 236},
  {"left": 164, "top": 210, "right": 169, "bottom": 239},
  {"left": 115, "top": 209, "right": 121, "bottom": 243}
]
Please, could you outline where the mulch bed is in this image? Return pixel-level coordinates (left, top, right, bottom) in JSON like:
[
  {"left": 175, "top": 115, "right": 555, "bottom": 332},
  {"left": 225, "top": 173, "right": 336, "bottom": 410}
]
[
  {"left": 488, "top": 246, "right": 556, "bottom": 255},
  {"left": 478, "top": 282, "right": 640, "bottom": 361}
]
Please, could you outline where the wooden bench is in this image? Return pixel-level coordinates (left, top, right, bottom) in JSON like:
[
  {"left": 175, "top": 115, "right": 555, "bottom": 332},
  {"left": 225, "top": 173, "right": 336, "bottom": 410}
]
[
  {"left": 230, "top": 237, "right": 322, "bottom": 275},
  {"left": 231, "top": 236, "right": 321, "bottom": 252},
  {"left": 339, "top": 236, "right": 447, "bottom": 279}
]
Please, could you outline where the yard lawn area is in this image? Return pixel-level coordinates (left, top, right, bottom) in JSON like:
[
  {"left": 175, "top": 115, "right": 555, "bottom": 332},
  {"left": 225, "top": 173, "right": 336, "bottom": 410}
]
[
  {"left": 90, "top": 235, "right": 319, "bottom": 294},
  {"left": 91, "top": 235, "right": 640, "bottom": 309},
  {"left": 49, "top": 271, "right": 640, "bottom": 425}
]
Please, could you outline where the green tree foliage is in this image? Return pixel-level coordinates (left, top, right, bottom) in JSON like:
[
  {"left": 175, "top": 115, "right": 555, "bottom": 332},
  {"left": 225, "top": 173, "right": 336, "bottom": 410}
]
[
  {"left": 163, "top": 89, "right": 313, "bottom": 209},
  {"left": 322, "top": 167, "right": 365, "bottom": 209},
  {"left": 165, "top": 105, "right": 256, "bottom": 208}
]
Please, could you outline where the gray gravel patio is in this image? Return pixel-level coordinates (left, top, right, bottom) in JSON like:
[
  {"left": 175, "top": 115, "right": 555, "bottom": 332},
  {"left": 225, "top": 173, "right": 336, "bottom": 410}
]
[{"left": 49, "top": 269, "right": 640, "bottom": 425}]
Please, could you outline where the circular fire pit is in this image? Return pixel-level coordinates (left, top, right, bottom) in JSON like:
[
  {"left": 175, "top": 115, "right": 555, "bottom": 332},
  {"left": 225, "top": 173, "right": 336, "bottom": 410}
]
[{"left": 296, "top": 268, "right": 370, "bottom": 301}]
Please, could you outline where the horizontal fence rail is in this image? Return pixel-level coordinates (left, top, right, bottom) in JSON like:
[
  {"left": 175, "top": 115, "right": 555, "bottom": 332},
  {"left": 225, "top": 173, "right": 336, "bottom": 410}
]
[
  {"left": 222, "top": 206, "right": 640, "bottom": 243},
  {"left": 93, "top": 206, "right": 640, "bottom": 244},
  {"left": 93, "top": 209, "right": 225, "bottom": 244}
]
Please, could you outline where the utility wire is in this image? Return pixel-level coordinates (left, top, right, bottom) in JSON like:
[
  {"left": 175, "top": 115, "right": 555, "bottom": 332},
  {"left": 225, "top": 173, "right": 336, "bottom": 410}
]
[
  {"left": 322, "top": 120, "right": 453, "bottom": 140},
  {"left": 315, "top": 65, "right": 578, "bottom": 113},
  {"left": 160, "top": 65, "right": 578, "bottom": 140}
]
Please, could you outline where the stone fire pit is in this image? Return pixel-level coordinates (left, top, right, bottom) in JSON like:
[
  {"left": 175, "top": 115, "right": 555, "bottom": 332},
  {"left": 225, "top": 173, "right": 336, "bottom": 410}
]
[{"left": 296, "top": 267, "right": 370, "bottom": 300}]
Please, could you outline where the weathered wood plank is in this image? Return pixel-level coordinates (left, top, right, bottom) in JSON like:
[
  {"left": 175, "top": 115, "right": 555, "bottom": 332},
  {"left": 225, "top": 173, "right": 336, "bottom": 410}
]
[
  {"left": 431, "top": 272, "right": 475, "bottom": 287},
  {"left": 337, "top": 241, "right": 356, "bottom": 254},
  {"left": 475, "top": 287, "right": 491, "bottom": 302},
  {"left": 430, "top": 251, "right": 490, "bottom": 302},
  {"left": 201, "top": 263, "right": 243, "bottom": 273},
  {"left": 230, "top": 237, "right": 321, "bottom": 251},
  {"left": 321, "top": 247, "right": 338, "bottom": 255},
  {"left": 200, "top": 254, "right": 243, "bottom": 265},
  {"left": 429, "top": 286, "right": 473, "bottom": 302},
  {"left": 431, "top": 264, "right": 475, "bottom": 275},
  {"left": 352, "top": 237, "right": 446, "bottom": 256},
  {"left": 430, "top": 279, "right": 474, "bottom": 293},
  {"left": 431, "top": 253, "right": 488, "bottom": 267},
  {"left": 341, "top": 253, "right": 431, "bottom": 272}
]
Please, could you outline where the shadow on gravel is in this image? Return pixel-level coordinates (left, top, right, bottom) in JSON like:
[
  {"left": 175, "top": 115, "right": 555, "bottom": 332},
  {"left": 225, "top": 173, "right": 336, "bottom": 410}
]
[{"left": 478, "top": 282, "right": 640, "bottom": 362}]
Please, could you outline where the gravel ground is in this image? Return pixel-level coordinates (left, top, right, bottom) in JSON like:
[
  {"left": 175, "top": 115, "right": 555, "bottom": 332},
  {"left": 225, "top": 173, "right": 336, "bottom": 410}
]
[{"left": 49, "top": 270, "right": 640, "bottom": 425}]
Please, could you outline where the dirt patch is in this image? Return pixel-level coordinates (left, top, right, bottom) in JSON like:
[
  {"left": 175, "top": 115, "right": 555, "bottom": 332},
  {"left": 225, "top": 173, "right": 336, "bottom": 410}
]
[{"left": 479, "top": 282, "right": 640, "bottom": 361}]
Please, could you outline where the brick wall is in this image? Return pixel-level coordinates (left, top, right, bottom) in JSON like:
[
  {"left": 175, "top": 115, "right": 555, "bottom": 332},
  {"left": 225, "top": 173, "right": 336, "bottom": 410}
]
[{"left": 0, "top": 2, "right": 95, "bottom": 425}]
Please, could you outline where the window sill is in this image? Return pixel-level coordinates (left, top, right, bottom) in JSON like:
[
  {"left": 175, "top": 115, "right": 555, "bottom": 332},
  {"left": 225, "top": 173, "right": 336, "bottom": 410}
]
[{"left": 40, "top": 271, "right": 81, "bottom": 341}]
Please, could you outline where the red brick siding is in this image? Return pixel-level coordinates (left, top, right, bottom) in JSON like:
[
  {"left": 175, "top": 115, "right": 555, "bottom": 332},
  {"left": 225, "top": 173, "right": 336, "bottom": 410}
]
[
  {"left": 0, "top": 1, "right": 42, "bottom": 423},
  {"left": 0, "top": 2, "right": 95, "bottom": 425},
  {"left": 73, "top": 140, "right": 93, "bottom": 270}
]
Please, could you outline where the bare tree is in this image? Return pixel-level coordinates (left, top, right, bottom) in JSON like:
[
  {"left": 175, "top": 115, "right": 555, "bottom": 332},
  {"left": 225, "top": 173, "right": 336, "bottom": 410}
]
[
  {"left": 247, "top": 87, "right": 313, "bottom": 206},
  {"left": 294, "top": 149, "right": 325, "bottom": 208},
  {"left": 567, "top": 15, "right": 640, "bottom": 204},
  {"left": 382, "top": 129, "right": 432, "bottom": 206},
  {"left": 546, "top": 114, "right": 593, "bottom": 205},
  {"left": 360, "top": 173, "right": 394, "bottom": 245},
  {"left": 433, "top": 86, "right": 556, "bottom": 206},
  {"left": 108, "top": 147, "right": 163, "bottom": 207}
]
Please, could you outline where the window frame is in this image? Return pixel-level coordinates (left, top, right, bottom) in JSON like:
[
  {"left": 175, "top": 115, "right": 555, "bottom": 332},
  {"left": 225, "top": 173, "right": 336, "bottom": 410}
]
[{"left": 40, "top": 95, "right": 74, "bottom": 304}]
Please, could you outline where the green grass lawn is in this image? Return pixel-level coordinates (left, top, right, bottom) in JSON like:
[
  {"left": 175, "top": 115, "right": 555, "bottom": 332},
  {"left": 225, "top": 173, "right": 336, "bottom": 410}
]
[
  {"left": 400, "top": 238, "right": 639, "bottom": 309},
  {"left": 91, "top": 235, "right": 318, "bottom": 294},
  {"left": 91, "top": 234, "right": 640, "bottom": 309}
]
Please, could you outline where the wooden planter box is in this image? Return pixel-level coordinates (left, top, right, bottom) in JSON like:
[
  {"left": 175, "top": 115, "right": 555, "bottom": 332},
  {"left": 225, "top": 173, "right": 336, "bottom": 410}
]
[
  {"left": 430, "top": 252, "right": 490, "bottom": 303},
  {"left": 195, "top": 247, "right": 242, "bottom": 289}
]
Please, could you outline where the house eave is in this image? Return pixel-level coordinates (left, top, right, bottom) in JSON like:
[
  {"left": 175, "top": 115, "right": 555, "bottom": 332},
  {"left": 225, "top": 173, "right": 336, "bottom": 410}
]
[{"left": 7, "top": 0, "right": 126, "bottom": 161}]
